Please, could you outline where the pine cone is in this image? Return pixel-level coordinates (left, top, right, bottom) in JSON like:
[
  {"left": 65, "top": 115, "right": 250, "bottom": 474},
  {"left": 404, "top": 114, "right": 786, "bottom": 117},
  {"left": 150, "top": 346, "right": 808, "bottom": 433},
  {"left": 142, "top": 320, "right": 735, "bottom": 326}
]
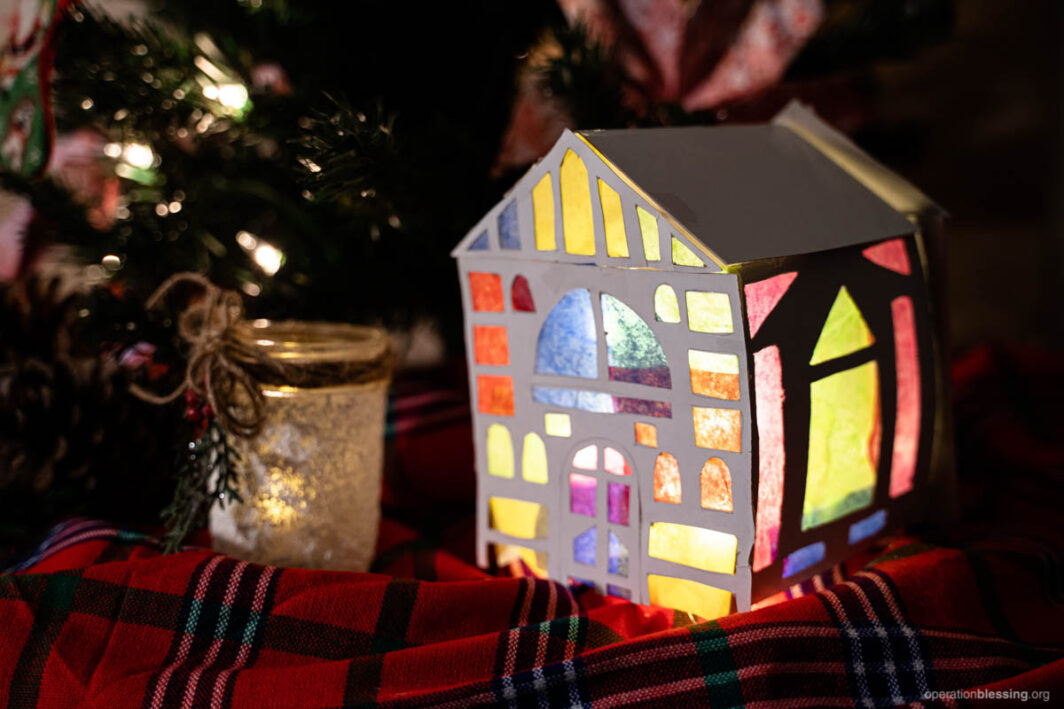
[{"left": 0, "top": 277, "right": 176, "bottom": 559}]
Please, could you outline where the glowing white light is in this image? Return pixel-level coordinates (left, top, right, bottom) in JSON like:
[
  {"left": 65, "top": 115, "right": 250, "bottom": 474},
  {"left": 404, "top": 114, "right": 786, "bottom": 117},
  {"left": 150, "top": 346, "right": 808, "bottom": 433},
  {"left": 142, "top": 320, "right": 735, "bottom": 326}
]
[
  {"left": 155, "top": 203, "right": 169, "bottom": 217},
  {"left": 217, "top": 83, "right": 249, "bottom": 110},
  {"left": 202, "top": 84, "right": 219, "bottom": 100},
  {"left": 253, "top": 243, "right": 284, "bottom": 276},
  {"left": 102, "top": 254, "right": 121, "bottom": 268},
  {"left": 168, "top": 201, "right": 182, "bottom": 213},
  {"left": 122, "top": 143, "right": 155, "bottom": 170},
  {"left": 242, "top": 281, "right": 262, "bottom": 296},
  {"left": 81, "top": 98, "right": 94, "bottom": 110},
  {"left": 236, "top": 230, "right": 258, "bottom": 251},
  {"left": 103, "top": 142, "right": 122, "bottom": 158}
]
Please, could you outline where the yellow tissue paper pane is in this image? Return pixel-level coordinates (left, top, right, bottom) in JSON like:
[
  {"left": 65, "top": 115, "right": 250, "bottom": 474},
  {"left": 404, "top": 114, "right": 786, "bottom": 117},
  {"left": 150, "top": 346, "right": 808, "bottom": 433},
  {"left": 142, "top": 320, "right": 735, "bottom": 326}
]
[
  {"left": 494, "top": 544, "right": 548, "bottom": 578},
  {"left": 647, "top": 575, "right": 733, "bottom": 621},
  {"left": 803, "top": 361, "right": 880, "bottom": 530},
  {"left": 489, "top": 497, "right": 548, "bottom": 540},
  {"left": 671, "top": 238, "right": 705, "bottom": 267},
  {"left": 561, "top": 150, "right": 595, "bottom": 255},
  {"left": 533, "top": 173, "right": 556, "bottom": 251},
  {"left": 809, "top": 286, "right": 874, "bottom": 365},
  {"left": 692, "top": 406, "right": 742, "bottom": 452},
  {"left": 486, "top": 423, "right": 514, "bottom": 478},
  {"left": 688, "top": 350, "right": 740, "bottom": 374},
  {"left": 598, "top": 180, "right": 628, "bottom": 258},
  {"left": 544, "top": 412, "right": 571, "bottom": 437},
  {"left": 522, "top": 433, "right": 549, "bottom": 484},
  {"left": 686, "top": 291, "right": 733, "bottom": 334},
  {"left": 647, "top": 522, "right": 736, "bottom": 575},
  {"left": 654, "top": 285, "right": 680, "bottom": 324},
  {"left": 637, "top": 206, "right": 660, "bottom": 261}
]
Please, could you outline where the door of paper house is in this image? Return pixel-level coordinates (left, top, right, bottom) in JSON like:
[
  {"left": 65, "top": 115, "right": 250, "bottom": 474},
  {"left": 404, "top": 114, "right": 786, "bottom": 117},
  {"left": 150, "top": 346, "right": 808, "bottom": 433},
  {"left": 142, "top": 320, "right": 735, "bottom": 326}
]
[{"left": 564, "top": 441, "right": 640, "bottom": 600}]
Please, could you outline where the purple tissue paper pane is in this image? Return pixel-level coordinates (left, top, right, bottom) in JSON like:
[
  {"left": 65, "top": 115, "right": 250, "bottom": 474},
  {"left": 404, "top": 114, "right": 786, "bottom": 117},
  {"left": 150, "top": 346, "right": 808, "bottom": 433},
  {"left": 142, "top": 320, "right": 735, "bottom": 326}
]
[
  {"left": 782, "top": 541, "right": 826, "bottom": 578},
  {"left": 606, "top": 584, "right": 631, "bottom": 600},
  {"left": 607, "top": 531, "right": 629, "bottom": 577},
  {"left": 608, "top": 366, "right": 672, "bottom": 389},
  {"left": 612, "top": 397, "right": 672, "bottom": 418},
  {"left": 608, "top": 483, "right": 630, "bottom": 526},
  {"left": 574, "top": 526, "right": 597, "bottom": 566},
  {"left": 570, "top": 473, "right": 597, "bottom": 517}
]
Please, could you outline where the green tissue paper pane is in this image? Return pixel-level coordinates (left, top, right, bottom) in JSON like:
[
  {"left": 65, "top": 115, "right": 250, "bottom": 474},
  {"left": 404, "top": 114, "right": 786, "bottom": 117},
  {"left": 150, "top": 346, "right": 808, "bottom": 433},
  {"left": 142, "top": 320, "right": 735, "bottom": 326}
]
[
  {"left": 803, "top": 361, "right": 879, "bottom": 530},
  {"left": 601, "top": 294, "right": 671, "bottom": 388},
  {"left": 809, "top": 286, "right": 874, "bottom": 365}
]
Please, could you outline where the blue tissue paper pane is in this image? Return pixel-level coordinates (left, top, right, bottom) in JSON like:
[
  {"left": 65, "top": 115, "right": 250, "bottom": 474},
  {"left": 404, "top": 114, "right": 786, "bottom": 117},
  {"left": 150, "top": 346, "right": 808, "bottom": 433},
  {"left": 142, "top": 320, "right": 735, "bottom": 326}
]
[
  {"left": 533, "top": 387, "right": 614, "bottom": 413},
  {"left": 535, "top": 289, "right": 597, "bottom": 379},
  {"left": 498, "top": 201, "right": 520, "bottom": 249},
  {"left": 469, "top": 231, "right": 489, "bottom": 250},
  {"left": 601, "top": 294, "right": 671, "bottom": 389},
  {"left": 848, "top": 509, "right": 887, "bottom": 544},
  {"left": 607, "top": 531, "right": 629, "bottom": 577},
  {"left": 574, "top": 527, "right": 597, "bottom": 566},
  {"left": 782, "top": 541, "right": 826, "bottom": 578}
]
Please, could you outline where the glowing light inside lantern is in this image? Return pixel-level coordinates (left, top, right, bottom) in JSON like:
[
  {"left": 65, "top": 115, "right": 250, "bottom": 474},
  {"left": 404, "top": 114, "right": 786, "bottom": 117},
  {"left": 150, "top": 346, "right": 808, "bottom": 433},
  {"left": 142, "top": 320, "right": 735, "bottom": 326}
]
[
  {"left": 688, "top": 350, "right": 740, "bottom": 400},
  {"left": 486, "top": 424, "right": 513, "bottom": 478},
  {"left": 489, "top": 496, "right": 547, "bottom": 539},
  {"left": 692, "top": 407, "right": 742, "bottom": 452},
  {"left": 809, "top": 286, "right": 874, "bottom": 365},
  {"left": 653, "top": 452, "right": 681, "bottom": 504},
  {"left": 671, "top": 238, "right": 704, "bottom": 267},
  {"left": 654, "top": 285, "right": 680, "bottom": 323},
  {"left": 685, "top": 291, "right": 733, "bottom": 334},
  {"left": 699, "top": 458, "right": 733, "bottom": 512},
  {"left": 598, "top": 180, "right": 628, "bottom": 257},
  {"left": 544, "top": 413, "right": 571, "bottom": 437},
  {"left": 752, "top": 346, "right": 785, "bottom": 572},
  {"left": 521, "top": 433, "right": 548, "bottom": 484},
  {"left": 637, "top": 206, "right": 660, "bottom": 261},
  {"left": 890, "top": 296, "right": 920, "bottom": 498},
  {"left": 533, "top": 173, "right": 555, "bottom": 251},
  {"left": 560, "top": 150, "right": 595, "bottom": 255}
]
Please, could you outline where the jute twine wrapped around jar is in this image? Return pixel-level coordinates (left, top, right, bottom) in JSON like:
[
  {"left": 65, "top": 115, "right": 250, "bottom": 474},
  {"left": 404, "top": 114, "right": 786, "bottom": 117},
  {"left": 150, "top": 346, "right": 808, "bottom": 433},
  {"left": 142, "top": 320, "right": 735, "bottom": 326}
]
[{"left": 133, "top": 273, "right": 394, "bottom": 571}]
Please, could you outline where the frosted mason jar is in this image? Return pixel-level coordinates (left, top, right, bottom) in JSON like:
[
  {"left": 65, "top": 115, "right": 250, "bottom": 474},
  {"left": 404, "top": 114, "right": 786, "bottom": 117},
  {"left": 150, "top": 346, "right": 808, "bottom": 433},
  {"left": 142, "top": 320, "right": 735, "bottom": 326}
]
[{"left": 209, "top": 320, "right": 391, "bottom": 571}]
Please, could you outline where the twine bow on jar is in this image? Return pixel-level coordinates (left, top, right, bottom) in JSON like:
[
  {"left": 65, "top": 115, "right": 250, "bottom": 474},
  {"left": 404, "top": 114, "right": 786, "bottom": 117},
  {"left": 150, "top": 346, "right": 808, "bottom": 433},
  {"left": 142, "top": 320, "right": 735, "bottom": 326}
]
[
  {"left": 129, "top": 273, "right": 280, "bottom": 438},
  {"left": 129, "top": 273, "right": 395, "bottom": 438}
]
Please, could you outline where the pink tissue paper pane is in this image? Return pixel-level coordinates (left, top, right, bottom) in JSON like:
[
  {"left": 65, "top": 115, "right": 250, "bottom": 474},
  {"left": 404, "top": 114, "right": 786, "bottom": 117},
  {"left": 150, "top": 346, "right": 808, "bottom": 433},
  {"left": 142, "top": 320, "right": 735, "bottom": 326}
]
[
  {"left": 608, "top": 482, "right": 630, "bottom": 525},
  {"left": 890, "top": 296, "right": 921, "bottom": 498},
  {"left": 570, "top": 473, "right": 598, "bottom": 516},
  {"left": 744, "top": 272, "right": 798, "bottom": 338},
  {"left": 573, "top": 444, "right": 598, "bottom": 471},
  {"left": 862, "top": 238, "right": 912, "bottom": 276},
  {"left": 604, "top": 447, "right": 632, "bottom": 476},
  {"left": 753, "top": 345, "right": 785, "bottom": 572}
]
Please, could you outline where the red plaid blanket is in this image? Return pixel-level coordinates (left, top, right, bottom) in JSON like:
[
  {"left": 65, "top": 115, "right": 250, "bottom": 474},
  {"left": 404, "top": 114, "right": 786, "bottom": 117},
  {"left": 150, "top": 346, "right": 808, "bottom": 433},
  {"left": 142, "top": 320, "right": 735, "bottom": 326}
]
[{"left": 2, "top": 347, "right": 1062, "bottom": 707}]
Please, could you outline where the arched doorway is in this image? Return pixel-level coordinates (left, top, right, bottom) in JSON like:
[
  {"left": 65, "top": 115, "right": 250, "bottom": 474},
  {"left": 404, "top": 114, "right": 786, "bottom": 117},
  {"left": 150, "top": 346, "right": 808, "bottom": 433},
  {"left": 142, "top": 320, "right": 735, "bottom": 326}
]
[{"left": 562, "top": 440, "right": 640, "bottom": 600}]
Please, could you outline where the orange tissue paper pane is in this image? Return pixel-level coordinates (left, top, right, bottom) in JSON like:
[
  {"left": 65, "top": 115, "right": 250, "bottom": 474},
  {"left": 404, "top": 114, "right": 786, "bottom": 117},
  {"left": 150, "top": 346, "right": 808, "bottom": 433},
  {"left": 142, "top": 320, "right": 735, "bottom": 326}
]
[
  {"left": 635, "top": 422, "right": 657, "bottom": 447},
  {"left": 692, "top": 407, "right": 742, "bottom": 452},
  {"left": 469, "top": 272, "right": 504, "bottom": 312},
  {"left": 688, "top": 350, "right": 740, "bottom": 400},
  {"left": 752, "top": 345, "right": 785, "bottom": 572},
  {"left": 744, "top": 271, "right": 797, "bottom": 338},
  {"left": 653, "top": 452, "right": 681, "bottom": 503},
  {"left": 862, "top": 238, "right": 912, "bottom": 276},
  {"left": 477, "top": 375, "right": 514, "bottom": 416},
  {"left": 890, "top": 296, "right": 921, "bottom": 498},
  {"left": 473, "top": 326, "right": 509, "bottom": 365},
  {"left": 700, "top": 458, "right": 733, "bottom": 512}
]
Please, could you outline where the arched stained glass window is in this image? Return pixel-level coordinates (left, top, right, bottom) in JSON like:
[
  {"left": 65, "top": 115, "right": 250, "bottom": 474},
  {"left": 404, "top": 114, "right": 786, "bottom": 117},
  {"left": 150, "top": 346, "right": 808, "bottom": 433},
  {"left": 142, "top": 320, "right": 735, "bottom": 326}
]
[
  {"left": 535, "top": 289, "right": 597, "bottom": 379},
  {"left": 601, "top": 294, "right": 670, "bottom": 389}
]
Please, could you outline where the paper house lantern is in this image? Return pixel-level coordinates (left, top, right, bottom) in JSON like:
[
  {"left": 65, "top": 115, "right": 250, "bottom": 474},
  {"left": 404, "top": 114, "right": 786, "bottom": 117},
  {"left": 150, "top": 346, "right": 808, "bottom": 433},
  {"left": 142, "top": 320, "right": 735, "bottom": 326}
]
[{"left": 452, "top": 102, "right": 951, "bottom": 619}]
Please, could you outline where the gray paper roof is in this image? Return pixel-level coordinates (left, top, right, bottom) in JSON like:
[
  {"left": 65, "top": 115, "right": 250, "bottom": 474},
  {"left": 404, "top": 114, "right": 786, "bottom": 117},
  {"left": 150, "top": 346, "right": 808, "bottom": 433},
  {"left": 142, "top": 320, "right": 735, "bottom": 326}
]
[{"left": 580, "top": 124, "right": 917, "bottom": 265}]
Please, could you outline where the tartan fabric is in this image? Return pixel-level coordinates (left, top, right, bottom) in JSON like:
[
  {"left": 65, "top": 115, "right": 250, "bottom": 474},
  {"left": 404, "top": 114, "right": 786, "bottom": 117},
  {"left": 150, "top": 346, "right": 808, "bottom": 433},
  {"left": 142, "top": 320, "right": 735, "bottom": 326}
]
[
  {"left": 2, "top": 521, "right": 1061, "bottom": 707},
  {"left": 1, "top": 347, "right": 1063, "bottom": 707}
]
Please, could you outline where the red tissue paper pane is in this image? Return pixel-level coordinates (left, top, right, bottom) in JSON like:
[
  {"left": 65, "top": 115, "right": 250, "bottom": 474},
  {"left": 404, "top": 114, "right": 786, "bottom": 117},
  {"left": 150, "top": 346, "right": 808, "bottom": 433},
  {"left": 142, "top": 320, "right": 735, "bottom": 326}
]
[
  {"left": 862, "top": 238, "right": 912, "bottom": 276},
  {"left": 890, "top": 296, "right": 921, "bottom": 498},
  {"left": 653, "top": 452, "right": 681, "bottom": 504},
  {"left": 473, "top": 326, "right": 509, "bottom": 365},
  {"left": 752, "top": 345, "right": 785, "bottom": 572},
  {"left": 512, "top": 275, "right": 536, "bottom": 312},
  {"left": 744, "top": 271, "right": 798, "bottom": 338},
  {"left": 469, "top": 272, "right": 504, "bottom": 312},
  {"left": 477, "top": 375, "right": 514, "bottom": 416}
]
